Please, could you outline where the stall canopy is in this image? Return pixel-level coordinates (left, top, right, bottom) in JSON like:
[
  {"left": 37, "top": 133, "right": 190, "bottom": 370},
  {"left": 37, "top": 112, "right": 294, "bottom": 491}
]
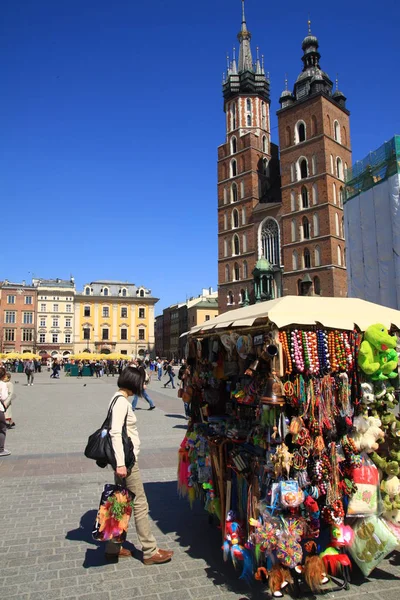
[{"left": 188, "top": 296, "right": 400, "bottom": 335}]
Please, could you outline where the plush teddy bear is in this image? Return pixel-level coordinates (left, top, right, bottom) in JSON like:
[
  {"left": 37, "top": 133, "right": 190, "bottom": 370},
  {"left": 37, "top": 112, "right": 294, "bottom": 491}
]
[
  {"left": 358, "top": 324, "right": 398, "bottom": 380},
  {"left": 381, "top": 471, "right": 400, "bottom": 511},
  {"left": 351, "top": 415, "right": 385, "bottom": 453}
]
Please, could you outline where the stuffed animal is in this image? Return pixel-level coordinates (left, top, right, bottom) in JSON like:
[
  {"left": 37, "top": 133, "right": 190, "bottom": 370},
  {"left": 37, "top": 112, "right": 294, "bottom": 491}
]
[
  {"left": 381, "top": 472, "right": 400, "bottom": 511},
  {"left": 351, "top": 415, "right": 385, "bottom": 453},
  {"left": 370, "top": 452, "right": 399, "bottom": 476},
  {"left": 358, "top": 324, "right": 398, "bottom": 380},
  {"left": 255, "top": 565, "right": 293, "bottom": 598},
  {"left": 360, "top": 382, "right": 375, "bottom": 406}
]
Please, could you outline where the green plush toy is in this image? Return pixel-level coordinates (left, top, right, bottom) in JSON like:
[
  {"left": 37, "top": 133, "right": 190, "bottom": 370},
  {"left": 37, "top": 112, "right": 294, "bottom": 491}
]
[{"left": 358, "top": 324, "right": 398, "bottom": 381}]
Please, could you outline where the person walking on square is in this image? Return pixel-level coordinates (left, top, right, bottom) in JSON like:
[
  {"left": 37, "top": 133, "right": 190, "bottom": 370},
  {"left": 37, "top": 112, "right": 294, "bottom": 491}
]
[
  {"left": 157, "top": 358, "right": 163, "bottom": 381},
  {"left": 77, "top": 361, "right": 84, "bottom": 378},
  {"left": 24, "top": 359, "right": 35, "bottom": 386},
  {"left": 132, "top": 362, "right": 155, "bottom": 411},
  {"left": 104, "top": 367, "right": 173, "bottom": 565},
  {"left": 0, "top": 367, "right": 11, "bottom": 457},
  {"left": 163, "top": 362, "right": 176, "bottom": 389}
]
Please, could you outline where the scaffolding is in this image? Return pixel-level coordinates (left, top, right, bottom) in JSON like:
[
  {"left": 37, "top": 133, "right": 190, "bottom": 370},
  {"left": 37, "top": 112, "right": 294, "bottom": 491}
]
[{"left": 345, "top": 135, "right": 400, "bottom": 202}]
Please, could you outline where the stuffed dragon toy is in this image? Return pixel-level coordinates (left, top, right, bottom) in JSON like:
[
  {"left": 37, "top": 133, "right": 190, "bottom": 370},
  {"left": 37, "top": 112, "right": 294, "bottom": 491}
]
[{"left": 358, "top": 324, "right": 398, "bottom": 380}]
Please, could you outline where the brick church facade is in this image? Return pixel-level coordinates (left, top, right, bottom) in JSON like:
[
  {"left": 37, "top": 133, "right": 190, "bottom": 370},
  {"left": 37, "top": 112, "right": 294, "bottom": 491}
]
[{"left": 218, "top": 1, "right": 351, "bottom": 313}]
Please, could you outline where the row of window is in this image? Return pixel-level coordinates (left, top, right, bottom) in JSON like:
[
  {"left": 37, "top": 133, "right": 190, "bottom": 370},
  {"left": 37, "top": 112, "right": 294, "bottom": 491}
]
[
  {"left": 228, "top": 99, "right": 268, "bottom": 132},
  {"left": 39, "top": 296, "right": 74, "bottom": 301},
  {"left": 230, "top": 135, "right": 269, "bottom": 156},
  {"left": 225, "top": 261, "right": 249, "bottom": 283},
  {"left": 289, "top": 155, "right": 346, "bottom": 184},
  {"left": 83, "top": 306, "right": 146, "bottom": 319},
  {"left": 39, "top": 317, "right": 72, "bottom": 328},
  {"left": 223, "top": 207, "right": 246, "bottom": 230},
  {"left": 226, "top": 289, "right": 250, "bottom": 306},
  {"left": 4, "top": 329, "right": 34, "bottom": 342},
  {"left": 82, "top": 328, "right": 145, "bottom": 341},
  {"left": 37, "top": 303, "right": 72, "bottom": 313},
  {"left": 285, "top": 117, "right": 347, "bottom": 148},
  {"left": 291, "top": 245, "right": 345, "bottom": 270},
  {"left": 6, "top": 295, "right": 33, "bottom": 305},
  {"left": 223, "top": 233, "right": 248, "bottom": 257},
  {"left": 289, "top": 183, "right": 344, "bottom": 212},
  {"left": 4, "top": 311, "right": 33, "bottom": 324},
  {"left": 84, "top": 287, "right": 146, "bottom": 297},
  {"left": 291, "top": 214, "right": 320, "bottom": 241}
]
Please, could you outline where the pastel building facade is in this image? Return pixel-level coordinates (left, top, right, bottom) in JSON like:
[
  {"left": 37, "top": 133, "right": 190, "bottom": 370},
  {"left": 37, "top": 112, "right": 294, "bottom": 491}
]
[{"left": 74, "top": 281, "right": 158, "bottom": 357}]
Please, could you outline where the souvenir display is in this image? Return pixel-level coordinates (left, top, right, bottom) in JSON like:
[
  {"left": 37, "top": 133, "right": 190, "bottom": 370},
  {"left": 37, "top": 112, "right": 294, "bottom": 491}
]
[{"left": 177, "top": 321, "right": 400, "bottom": 595}]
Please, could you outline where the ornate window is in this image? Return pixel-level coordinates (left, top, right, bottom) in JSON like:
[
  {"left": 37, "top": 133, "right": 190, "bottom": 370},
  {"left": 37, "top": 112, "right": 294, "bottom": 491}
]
[
  {"left": 334, "top": 120, "right": 341, "bottom": 143},
  {"left": 302, "top": 216, "right": 310, "bottom": 240},
  {"left": 227, "top": 291, "right": 234, "bottom": 305},
  {"left": 231, "top": 136, "right": 237, "bottom": 154},
  {"left": 85, "top": 287, "right": 91, "bottom": 295},
  {"left": 231, "top": 182, "right": 238, "bottom": 202},
  {"left": 247, "top": 114, "right": 252, "bottom": 126},
  {"left": 246, "top": 98, "right": 252, "bottom": 112},
  {"left": 303, "top": 248, "right": 311, "bottom": 269},
  {"left": 231, "top": 159, "right": 237, "bottom": 177},
  {"left": 103, "top": 287, "right": 109, "bottom": 297},
  {"left": 301, "top": 186, "right": 309, "bottom": 209},
  {"left": 299, "top": 158, "right": 308, "bottom": 179},
  {"left": 234, "top": 262, "right": 240, "bottom": 281},
  {"left": 232, "top": 234, "right": 240, "bottom": 256},
  {"left": 232, "top": 209, "right": 239, "bottom": 229},
  {"left": 262, "top": 136, "right": 267, "bottom": 153},
  {"left": 260, "top": 218, "right": 280, "bottom": 266},
  {"left": 295, "top": 121, "right": 306, "bottom": 143}
]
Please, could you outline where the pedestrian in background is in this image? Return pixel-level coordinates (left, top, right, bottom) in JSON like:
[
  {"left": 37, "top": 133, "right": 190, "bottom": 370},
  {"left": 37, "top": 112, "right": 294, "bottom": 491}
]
[
  {"left": 157, "top": 358, "right": 163, "bottom": 381},
  {"left": 25, "top": 359, "right": 35, "bottom": 386},
  {"left": 163, "top": 362, "right": 176, "bottom": 389},
  {"left": 132, "top": 361, "right": 156, "bottom": 411},
  {"left": 0, "top": 367, "right": 11, "bottom": 457}
]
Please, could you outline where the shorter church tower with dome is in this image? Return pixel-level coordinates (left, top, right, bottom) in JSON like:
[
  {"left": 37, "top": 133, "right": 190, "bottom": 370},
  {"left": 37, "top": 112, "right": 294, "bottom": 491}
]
[{"left": 218, "top": 2, "right": 352, "bottom": 313}]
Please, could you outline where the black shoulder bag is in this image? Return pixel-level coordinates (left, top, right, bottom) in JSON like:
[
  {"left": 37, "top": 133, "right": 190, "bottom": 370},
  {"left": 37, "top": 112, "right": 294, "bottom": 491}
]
[{"left": 84, "top": 395, "right": 135, "bottom": 471}]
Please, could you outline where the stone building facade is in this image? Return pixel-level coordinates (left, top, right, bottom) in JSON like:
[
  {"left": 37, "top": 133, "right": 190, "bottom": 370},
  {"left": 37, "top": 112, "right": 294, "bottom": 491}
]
[
  {"left": 0, "top": 281, "right": 37, "bottom": 353},
  {"left": 218, "top": 3, "right": 351, "bottom": 312}
]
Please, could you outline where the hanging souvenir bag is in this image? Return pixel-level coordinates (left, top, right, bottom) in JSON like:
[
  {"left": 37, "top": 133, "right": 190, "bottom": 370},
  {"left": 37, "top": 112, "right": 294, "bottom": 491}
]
[
  {"left": 348, "top": 515, "right": 397, "bottom": 576},
  {"left": 347, "top": 453, "right": 380, "bottom": 516},
  {"left": 92, "top": 483, "right": 135, "bottom": 542},
  {"left": 84, "top": 395, "right": 135, "bottom": 471}
]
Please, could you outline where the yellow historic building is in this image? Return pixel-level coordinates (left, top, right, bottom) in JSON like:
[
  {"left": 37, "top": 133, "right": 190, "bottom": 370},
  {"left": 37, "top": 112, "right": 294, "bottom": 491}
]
[{"left": 74, "top": 281, "right": 158, "bottom": 357}]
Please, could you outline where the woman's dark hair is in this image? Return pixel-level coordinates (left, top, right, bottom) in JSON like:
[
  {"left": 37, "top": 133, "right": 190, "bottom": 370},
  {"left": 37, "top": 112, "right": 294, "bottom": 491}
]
[
  {"left": 117, "top": 367, "right": 144, "bottom": 395},
  {"left": 0, "top": 367, "right": 6, "bottom": 380}
]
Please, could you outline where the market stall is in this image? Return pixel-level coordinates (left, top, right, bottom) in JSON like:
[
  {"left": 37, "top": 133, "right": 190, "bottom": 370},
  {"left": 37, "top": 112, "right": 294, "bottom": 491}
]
[{"left": 177, "top": 296, "right": 400, "bottom": 596}]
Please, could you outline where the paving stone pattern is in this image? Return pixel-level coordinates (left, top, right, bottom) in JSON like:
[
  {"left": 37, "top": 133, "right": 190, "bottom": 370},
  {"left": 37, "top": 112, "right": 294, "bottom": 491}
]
[{"left": 0, "top": 371, "right": 399, "bottom": 599}]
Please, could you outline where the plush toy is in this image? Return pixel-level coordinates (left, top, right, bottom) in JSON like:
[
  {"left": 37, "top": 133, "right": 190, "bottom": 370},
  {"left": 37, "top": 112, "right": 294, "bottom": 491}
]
[
  {"left": 255, "top": 565, "right": 293, "bottom": 598},
  {"left": 371, "top": 452, "right": 400, "bottom": 476},
  {"left": 360, "top": 382, "right": 375, "bottom": 406},
  {"left": 358, "top": 324, "right": 398, "bottom": 380},
  {"left": 380, "top": 472, "right": 400, "bottom": 511},
  {"left": 351, "top": 415, "right": 385, "bottom": 453}
]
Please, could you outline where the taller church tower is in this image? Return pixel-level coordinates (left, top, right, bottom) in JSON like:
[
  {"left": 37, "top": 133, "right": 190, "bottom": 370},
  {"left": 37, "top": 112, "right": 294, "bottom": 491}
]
[
  {"left": 217, "top": 1, "right": 279, "bottom": 313},
  {"left": 277, "top": 25, "right": 351, "bottom": 297}
]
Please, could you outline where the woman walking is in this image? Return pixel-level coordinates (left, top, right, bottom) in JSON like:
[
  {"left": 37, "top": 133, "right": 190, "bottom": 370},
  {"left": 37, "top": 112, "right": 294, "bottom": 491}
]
[
  {"left": 0, "top": 367, "right": 11, "bottom": 457},
  {"left": 104, "top": 366, "right": 173, "bottom": 565}
]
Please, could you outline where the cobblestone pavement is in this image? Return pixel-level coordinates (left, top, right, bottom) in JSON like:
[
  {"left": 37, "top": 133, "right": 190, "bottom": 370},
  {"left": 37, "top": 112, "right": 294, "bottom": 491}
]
[{"left": 0, "top": 370, "right": 399, "bottom": 600}]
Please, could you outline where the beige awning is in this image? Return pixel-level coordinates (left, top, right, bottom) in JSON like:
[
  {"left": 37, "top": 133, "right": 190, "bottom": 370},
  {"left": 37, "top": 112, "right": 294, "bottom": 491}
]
[{"left": 188, "top": 296, "right": 400, "bottom": 335}]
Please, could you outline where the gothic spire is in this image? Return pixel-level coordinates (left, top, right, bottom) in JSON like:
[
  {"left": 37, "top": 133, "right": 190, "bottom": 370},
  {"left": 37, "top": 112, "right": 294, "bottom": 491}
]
[{"left": 237, "top": 0, "right": 253, "bottom": 73}]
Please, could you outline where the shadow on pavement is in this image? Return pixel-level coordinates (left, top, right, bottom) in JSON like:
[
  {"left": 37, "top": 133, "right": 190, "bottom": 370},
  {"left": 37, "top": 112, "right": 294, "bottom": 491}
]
[
  {"left": 164, "top": 414, "right": 188, "bottom": 420},
  {"left": 144, "top": 480, "right": 263, "bottom": 600}
]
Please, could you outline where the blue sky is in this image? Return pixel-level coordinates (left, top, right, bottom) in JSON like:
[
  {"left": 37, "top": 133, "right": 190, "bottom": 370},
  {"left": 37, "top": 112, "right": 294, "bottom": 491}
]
[{"left": 1, "top": 0, "right": 398, "bottom": 314}]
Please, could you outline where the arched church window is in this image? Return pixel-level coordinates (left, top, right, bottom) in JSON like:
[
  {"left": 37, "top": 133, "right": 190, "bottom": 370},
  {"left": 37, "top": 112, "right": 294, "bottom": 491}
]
[
  {"left": 314, "top": 246, "right": 321, "bottom": 267},
  {"left": 337, "top": 245, "right": 342, "bottom": 266},
  {"left": 232, "top": 209, "right": 239, "bottom": 229},
  {"left": 303, "top": 248, "right": 311, "bottom": 269},
  {"left": 246, "top": 98, "right": 252, "bottom": 112},
  {"left": 234, "top": 262, "right": 240, "bottom": 281},
  {"left": 312, "top": 183, "right": 318, "bottom": 205},
  {"left": 231, "top": 182, "right": 238, "bottom": 202},
  {"left": 233, "top": 234, "right": 240, "bottom": 256},
  {"left": 301, "top": 186, "right": 309, "bottom": 209},
  {"left": 295, "top": 121, "right": 306, "bottom": 143},
  {"left": 231, "top": 159, "right": 237, "bottom": 177},
  {"left": 231, "top": 137, "right": 237, "bottom": 154},
  {"left": 299, "top": 158, "right": 308, "bottom": 179},
  {"left": 261, "top": 102, "right": 266, "bottom": 129},
  {"left": 262, "top": 136, "right": 267, "bottom": 153},
  {"left": 247, "top": 114, "right": 252, "bottom": 126},
  {"left": 225, "top": 265, "right": 230, "bottom": 282},
  {"left": 335, "top": 213, "right": 340, "bottom": 237},
  {"left": 336, "top": 157, "right": 343, "bottom": 180},
  {"left": 243, "top": 260, "right": 248, "bottom": 278},
  {"left": 241, "top": 207, "right": 246, "bottom": 225},
  {"left": 292, "top": 251, "right": 298, "bottom": 271},
  {"left": 313, "top": 213, "right": 319, "bottom": 237},
  {"left": 334, "top": 120, "right": 341, "bottom": 143},
  {"left": 227, "top": 291, "right": 234, "bottom": 305},
  {"left": 261, "top": 218, "right": 280, "bottom": 266},
  {"left": 290, "top": 190, "right": 296, "bottom": 212},
  {"left": 263, "top": 158, "right": 269, "bottom": 176},
  {"left": 291, "top": 219, "right": 297, "bottom": 242},
  {"left": 302, "top": 216, "right": 310, "bottom": 240}
]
